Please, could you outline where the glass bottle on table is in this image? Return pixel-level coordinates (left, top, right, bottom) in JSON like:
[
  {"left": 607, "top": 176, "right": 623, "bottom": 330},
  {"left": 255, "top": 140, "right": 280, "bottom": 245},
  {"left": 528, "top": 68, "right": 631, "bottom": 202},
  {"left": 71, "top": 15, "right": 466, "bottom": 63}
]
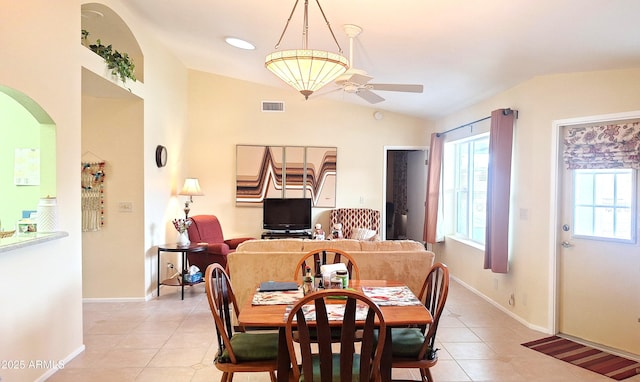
[
  {"left": 303, "top": 266, "right": 314, "bottom": 295},
  {"left": 314, "top": 259, "right": 324, "bottom": 290}
]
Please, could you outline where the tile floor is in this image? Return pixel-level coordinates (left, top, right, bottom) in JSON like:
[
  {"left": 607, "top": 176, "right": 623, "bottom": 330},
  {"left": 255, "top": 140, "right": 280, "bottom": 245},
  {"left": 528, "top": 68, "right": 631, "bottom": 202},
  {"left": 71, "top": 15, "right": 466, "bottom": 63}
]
[{"left": 48, "top": 279, "right": 640, "bottom": 382}]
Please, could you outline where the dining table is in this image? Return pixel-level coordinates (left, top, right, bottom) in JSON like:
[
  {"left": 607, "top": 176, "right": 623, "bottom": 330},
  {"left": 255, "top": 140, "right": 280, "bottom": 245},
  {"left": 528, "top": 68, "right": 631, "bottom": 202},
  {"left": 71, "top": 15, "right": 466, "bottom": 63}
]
[{"left": 237, "top": 279, "right": 433, "bottom": 382}]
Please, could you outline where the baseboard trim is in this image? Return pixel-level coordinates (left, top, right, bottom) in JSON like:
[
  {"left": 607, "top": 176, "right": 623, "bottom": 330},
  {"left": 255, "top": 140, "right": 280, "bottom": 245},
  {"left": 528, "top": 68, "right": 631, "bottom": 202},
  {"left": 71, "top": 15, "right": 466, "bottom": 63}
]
[
  {"left": 451, "top": 275, "right": 551, "bottom": 334},
  {"left": 35, "top": 344, "right": 85, "bottom": 382}
]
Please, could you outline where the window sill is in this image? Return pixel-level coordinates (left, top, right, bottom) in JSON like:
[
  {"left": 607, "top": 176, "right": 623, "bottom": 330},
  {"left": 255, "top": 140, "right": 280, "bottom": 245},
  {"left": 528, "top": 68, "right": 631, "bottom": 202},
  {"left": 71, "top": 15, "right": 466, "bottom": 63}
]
[
  {"left": 446, "top": 234, "right": 485, "bottom": 251},
  {"left": 0, "top": 231, "right": 69, "bottom": 253}
]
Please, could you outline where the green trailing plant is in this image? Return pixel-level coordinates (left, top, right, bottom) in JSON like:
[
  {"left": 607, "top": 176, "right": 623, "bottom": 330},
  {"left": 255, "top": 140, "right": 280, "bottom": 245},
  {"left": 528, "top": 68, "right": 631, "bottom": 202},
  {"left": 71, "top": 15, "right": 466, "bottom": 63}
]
[{"left": 82, "top": 29, "right": 136, "bottom": 86}]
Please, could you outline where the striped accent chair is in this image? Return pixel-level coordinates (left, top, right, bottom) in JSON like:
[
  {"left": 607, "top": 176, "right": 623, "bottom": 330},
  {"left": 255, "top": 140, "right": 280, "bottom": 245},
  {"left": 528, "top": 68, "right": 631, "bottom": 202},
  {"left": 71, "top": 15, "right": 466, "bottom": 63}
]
[{"left": 329, "top": 208, "right": 381, "bottom": 240}]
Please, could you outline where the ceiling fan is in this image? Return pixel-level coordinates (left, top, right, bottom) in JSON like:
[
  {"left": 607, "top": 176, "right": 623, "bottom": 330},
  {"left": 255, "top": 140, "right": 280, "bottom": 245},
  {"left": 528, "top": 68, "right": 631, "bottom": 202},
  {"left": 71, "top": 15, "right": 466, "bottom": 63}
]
[{"left": 331, "top": 24, "right": 424, "bottom": 104}]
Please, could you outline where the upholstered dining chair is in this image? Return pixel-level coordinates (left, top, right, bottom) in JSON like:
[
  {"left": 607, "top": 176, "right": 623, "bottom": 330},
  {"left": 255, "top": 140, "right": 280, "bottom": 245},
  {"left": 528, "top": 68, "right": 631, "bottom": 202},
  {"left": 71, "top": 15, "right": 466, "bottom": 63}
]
[
  {"left": 383, "top": 262, "right": 449, "bottom": 382},
  {"left": 187, "top": 215, "right": 254, "bottom": 271},
  {"left": 285, "top": 289, "right": 387, "bottom": 382},
  {"left": 293, "top": 248, "right": 361, "bottom": 283},
  {"left": 204, "top": 264, "right": 278, "bottom": 382}
]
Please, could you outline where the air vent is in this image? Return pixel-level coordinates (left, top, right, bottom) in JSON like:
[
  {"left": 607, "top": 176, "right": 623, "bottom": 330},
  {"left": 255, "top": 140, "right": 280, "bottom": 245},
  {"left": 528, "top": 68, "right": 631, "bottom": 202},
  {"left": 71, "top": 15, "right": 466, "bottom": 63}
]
[{"left": 262, "top": 101, "right": 285, "bottom": 112}]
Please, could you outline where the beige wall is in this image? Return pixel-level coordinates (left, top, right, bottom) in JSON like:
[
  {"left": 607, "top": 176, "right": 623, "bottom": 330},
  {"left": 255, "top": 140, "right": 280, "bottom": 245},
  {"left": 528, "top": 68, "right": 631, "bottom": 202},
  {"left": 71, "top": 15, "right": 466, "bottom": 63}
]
[
  {"left": 82, "top": 95, "right": 145, "bottom": 298},
  {"left": 79, "top": 0, "right": 189, "bottom": 300},
  {"left": 0, "top": 1, "right": 83, "bottom": 381},
  {"left": 184, "top": 70, "right": 431, "bottom": 238},
  {"left": 433, "top": 68, "right": 640, "bottom": 353}
]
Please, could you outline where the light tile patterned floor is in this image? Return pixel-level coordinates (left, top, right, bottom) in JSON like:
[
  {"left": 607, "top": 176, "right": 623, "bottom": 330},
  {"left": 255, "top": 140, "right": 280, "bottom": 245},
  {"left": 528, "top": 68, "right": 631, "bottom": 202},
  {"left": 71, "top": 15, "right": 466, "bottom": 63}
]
[{"left": 48, "top": 280, "right": 640, "bottom": 382}]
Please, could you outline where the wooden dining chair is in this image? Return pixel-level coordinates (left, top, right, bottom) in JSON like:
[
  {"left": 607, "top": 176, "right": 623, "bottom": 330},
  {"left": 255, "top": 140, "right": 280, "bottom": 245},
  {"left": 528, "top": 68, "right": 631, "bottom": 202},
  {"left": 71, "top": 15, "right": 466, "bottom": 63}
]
[
  {"left": 385, "top": 262, "right": 449, "bottom": 382},
  {"left": 204, "top": 264, "right": 279, "bottom": 382},
  {"left": 285, "top": 289, "right": 387, "bottom": 382},
  {"left": 293, "top": 249, "right": 362, "bottom": 343},
  {"left": 293, "top": 248, "right": 361, "bottom": 282}
]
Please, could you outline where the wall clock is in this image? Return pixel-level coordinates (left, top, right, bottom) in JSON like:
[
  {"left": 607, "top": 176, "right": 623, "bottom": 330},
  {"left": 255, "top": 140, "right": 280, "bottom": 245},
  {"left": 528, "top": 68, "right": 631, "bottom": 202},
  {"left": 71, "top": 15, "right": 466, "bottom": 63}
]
[{"left": 155, "top": 145, "right": 167, "bottom": 168}]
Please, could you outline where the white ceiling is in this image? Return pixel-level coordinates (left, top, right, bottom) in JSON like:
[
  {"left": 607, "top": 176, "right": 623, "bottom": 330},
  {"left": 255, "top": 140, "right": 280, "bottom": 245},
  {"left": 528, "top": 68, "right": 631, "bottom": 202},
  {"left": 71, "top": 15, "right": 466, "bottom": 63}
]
[{"left": 122, "top": 0, "right": 640, "bottom": 120}]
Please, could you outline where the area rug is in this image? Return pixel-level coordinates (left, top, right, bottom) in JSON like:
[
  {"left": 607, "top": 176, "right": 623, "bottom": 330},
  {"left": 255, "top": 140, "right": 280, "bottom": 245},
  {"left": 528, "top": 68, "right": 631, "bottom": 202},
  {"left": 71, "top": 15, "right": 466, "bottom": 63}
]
[{"left": 522, "top": 336, "right": 640, "bottom": 380}]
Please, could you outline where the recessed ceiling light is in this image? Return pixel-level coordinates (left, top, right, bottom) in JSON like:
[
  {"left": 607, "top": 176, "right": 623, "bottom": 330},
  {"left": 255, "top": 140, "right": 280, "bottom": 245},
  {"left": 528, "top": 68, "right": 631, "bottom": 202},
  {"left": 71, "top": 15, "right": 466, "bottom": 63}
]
[{"left": 225, "top": 37, "right": 255, "bottom": 50}]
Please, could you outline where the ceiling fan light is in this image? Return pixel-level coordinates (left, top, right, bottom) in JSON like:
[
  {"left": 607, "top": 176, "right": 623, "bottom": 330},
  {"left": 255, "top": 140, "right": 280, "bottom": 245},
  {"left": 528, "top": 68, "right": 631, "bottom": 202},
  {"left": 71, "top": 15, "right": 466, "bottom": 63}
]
[
  {"left": 265, "top": 49, "right": 348, "bottom": 99},
  {"left": 266, "top": 0, "right": 348, "bottom": 99}
]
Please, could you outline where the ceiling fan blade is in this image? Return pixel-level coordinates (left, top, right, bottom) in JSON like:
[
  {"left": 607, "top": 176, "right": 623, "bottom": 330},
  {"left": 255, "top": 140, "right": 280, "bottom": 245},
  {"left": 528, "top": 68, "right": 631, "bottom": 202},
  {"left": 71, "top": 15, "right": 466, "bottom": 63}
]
[
  {"left": 370, "top": 83, "right": 424, "bottom": 93},
  {"left": 356, "top": 89, "right": 385, "bottom": 104},
  {"left": 349, "top": 73, "right": 373, "bottom": 85},
  {"left": 337, "top": 71, "right": 373, "bottom": 86}
]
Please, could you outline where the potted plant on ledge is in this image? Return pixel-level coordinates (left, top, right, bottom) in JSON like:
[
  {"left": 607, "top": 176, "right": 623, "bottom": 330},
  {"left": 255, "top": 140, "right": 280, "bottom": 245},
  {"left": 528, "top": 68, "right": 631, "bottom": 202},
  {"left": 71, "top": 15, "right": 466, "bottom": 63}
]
[{"left": 82, "top": 29, "right": 136, "bottom": 89}]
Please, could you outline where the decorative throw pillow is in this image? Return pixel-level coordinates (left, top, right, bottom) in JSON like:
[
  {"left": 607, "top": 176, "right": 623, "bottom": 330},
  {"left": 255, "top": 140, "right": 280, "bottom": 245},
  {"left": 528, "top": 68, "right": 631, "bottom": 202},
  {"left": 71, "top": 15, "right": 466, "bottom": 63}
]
[{"left": 350, "top": 227, "right": 377, "bottom": 241}]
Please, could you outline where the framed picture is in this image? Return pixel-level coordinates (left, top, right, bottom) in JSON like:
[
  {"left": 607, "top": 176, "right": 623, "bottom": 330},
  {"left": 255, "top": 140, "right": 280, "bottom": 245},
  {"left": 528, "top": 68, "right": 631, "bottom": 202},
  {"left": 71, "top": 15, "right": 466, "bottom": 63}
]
[{"left": 236, "top": 145, "right": 337, "bottom": 207}]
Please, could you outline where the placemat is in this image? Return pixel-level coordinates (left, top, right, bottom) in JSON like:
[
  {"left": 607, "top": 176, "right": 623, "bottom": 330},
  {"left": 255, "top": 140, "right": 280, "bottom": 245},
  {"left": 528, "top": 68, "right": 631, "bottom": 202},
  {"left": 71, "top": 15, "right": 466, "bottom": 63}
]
[
  {"left": 284, "top": 303, "right": 370, "bottom": 321},
  {"left": 361, "top": 286, "right": 422, "bottom": 306},
  {"left": 252, "top": 288, "right": 303, "bottom": 305}
]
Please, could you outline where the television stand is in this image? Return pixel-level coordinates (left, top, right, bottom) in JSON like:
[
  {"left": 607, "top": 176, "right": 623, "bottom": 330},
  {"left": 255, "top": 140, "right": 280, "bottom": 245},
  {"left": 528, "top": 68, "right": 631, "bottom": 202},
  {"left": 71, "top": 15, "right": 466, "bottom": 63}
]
[{"left": 261, "top": 230, "right": 312, "bottom": 239}]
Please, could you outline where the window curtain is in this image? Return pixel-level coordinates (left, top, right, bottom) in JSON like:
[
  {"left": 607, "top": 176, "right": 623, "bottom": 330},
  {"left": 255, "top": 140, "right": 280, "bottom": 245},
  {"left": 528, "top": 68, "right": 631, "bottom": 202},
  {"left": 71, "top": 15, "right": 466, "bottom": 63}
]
[
  {"left": 423, "top": 133, "right": 444, "bottom": 244},
  {"left": 393, "top": 151, "right": 408, "bottom": 215},
  {"left": 393, "top": 151, "right": 408, "bottom": 238},
  {"left": 563, "top": 121, "right": 640, "bottom": 169},
  {"left": 483, "top": 109, "right": 516, "bottom": 273}
]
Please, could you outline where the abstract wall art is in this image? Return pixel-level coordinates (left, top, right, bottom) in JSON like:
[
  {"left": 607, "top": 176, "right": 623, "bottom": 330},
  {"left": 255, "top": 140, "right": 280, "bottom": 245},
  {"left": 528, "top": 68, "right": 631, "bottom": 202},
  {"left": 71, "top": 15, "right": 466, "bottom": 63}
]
[{"left": 236, "top": 145, "right": 337, "bottom": 207}]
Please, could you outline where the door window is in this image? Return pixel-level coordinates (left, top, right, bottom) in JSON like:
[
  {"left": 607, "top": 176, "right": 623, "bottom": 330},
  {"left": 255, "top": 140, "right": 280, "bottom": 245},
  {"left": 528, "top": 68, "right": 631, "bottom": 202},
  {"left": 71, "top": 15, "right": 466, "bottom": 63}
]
[{"left": 573, "top": 168, "right": 636, "bottom": 242}]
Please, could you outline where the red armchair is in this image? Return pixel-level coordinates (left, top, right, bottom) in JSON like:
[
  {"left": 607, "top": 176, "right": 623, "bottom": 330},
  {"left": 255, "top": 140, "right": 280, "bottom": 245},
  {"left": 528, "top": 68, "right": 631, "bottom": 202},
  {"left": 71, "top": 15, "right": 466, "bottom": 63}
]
[{"left": 186, "top": 215, "right": 254, "bottom": 271}]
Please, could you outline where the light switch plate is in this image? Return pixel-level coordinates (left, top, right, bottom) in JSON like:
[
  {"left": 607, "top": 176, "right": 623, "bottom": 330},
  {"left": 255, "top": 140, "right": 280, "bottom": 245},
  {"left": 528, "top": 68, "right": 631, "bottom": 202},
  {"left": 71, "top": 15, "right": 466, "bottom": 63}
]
[{"left": 118, "top": 202, "right": 133, "bottom": 212}]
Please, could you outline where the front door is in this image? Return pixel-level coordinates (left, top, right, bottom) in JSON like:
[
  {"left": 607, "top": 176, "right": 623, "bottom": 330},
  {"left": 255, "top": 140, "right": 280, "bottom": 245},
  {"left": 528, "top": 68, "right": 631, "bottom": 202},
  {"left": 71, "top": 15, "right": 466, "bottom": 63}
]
[{"left": 556, "top": 117, "right": 640, "bottom": 355}]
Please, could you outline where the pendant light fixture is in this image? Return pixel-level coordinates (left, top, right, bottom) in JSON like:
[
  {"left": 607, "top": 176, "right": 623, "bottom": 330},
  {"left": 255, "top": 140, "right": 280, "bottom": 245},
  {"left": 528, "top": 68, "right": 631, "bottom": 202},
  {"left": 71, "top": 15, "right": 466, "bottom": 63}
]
[{"left": 265, "top": 0, "right": 349, "bottom": 100}]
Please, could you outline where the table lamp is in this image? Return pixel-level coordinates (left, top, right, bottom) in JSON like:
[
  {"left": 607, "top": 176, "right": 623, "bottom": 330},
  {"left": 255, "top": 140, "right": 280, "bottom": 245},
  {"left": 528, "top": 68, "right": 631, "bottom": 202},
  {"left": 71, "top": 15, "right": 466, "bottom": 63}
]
[{"left": 178, "top": 178, "right": 203, "bottom": 219}]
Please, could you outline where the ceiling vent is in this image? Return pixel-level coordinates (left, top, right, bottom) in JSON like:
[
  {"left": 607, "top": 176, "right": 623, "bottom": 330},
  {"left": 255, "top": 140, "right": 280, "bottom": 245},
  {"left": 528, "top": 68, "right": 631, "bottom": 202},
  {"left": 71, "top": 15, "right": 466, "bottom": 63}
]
[{"left": 261, "top": 101, "right": 285, "bottom": 112}]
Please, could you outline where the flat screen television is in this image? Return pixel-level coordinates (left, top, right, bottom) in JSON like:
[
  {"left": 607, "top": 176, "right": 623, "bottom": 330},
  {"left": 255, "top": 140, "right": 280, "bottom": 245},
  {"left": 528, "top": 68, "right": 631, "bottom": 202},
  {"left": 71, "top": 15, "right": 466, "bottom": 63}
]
[{"left": 262, "top": 198, "right": 312, "bottom": 231}]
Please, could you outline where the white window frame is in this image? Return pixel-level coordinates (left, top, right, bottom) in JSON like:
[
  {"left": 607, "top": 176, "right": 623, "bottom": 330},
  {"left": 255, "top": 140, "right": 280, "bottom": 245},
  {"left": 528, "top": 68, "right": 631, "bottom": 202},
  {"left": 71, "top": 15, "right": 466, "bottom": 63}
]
[
  {"left": 572, "top": 168, "right": 637, "bottom": 244},
  {"left": 443, "top": 132, "right": 490, "bottom": 247}
]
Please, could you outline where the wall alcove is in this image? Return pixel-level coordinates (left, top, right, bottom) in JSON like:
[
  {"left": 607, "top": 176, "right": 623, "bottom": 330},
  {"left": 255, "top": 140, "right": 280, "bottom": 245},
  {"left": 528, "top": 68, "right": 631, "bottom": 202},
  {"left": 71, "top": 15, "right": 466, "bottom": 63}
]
[
  {"left": 81, "top": 2, "right": 146, "bottom": 299},
  {"left": 0, "top": 85, "right": 56, "bottom": 236},
  {"left": 81, "top": 2, "right": 144, "bottom": 85}
]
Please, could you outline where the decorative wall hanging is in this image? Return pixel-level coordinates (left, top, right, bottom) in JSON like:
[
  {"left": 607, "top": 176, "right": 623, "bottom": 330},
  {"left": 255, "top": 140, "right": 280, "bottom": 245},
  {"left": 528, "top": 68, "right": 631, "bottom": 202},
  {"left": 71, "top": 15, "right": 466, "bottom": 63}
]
[
  {"left": 81, "top": 161, "right": 106, "bottom": 231},
  {"left": 236, "top": 145, "right": 337, "bottom": 207}
]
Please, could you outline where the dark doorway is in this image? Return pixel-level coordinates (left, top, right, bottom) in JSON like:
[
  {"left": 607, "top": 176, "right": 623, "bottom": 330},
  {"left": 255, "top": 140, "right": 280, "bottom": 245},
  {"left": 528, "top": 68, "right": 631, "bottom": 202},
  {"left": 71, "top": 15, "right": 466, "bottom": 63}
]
[{"left": 384, "top": 148, "right": 427, "bottom": 241}]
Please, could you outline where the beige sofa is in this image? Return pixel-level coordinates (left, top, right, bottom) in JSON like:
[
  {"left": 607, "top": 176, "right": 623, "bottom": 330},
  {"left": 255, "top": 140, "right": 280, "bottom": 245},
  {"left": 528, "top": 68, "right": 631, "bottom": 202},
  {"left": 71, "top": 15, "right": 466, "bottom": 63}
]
[{"left": 227, "top": 238, "right": 435, "bottom": 306}]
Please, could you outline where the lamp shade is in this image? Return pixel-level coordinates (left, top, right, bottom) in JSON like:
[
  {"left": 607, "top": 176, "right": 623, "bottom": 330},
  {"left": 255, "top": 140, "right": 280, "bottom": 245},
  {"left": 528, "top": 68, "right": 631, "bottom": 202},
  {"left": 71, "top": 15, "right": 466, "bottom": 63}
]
[
  {"left": 179, "top": 178, "right": 203, "bottom": 197},
  {"left": 265, "top": 49, "right": 349, "bottom": 99}
]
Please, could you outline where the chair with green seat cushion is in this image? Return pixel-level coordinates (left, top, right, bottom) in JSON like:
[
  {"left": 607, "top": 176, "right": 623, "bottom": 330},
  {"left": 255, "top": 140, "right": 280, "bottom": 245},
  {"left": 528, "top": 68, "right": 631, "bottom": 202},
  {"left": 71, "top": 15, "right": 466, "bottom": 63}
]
[
  {"left": 217, "top": 332, "right": 279, "bottom": 363},
  {"left": 382, "top": 262, "right": 449, "bottom": 382},
  {"left": 285, "top": 289, "right": 386, "bottom": 382},
  {"left": 300, "top": 354, "right": 363, "bottom": 382},
  {"left": 293, "top": 249, "right": 362, "bottom": 343},
  {"left": 205, "top": 263, "right": 278, "bottom": 382}
]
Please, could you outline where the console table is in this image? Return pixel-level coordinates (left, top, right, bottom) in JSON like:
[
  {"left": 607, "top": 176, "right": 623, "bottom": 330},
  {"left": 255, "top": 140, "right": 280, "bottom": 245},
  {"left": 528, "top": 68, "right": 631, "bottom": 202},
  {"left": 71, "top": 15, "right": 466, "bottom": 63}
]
[
  {"left": 157, "top": 243, "right": 207, "bottom": 300},
  {"left": 261, "top": 231, "right": 312, "bottom": 239}
]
